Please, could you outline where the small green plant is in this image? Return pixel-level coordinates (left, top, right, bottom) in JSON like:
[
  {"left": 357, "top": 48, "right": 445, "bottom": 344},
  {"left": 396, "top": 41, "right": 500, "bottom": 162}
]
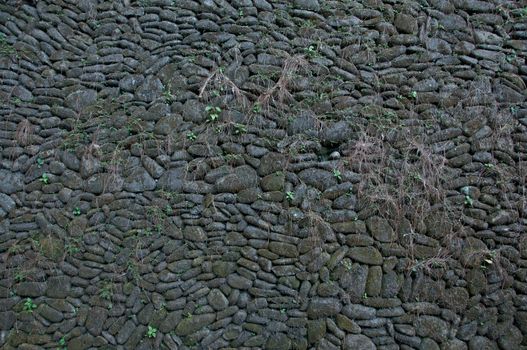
[
  {"left": 23, "top": 298, "right": 37, "bottom": 312},
  {"left": 280, "top": 308, "right": 286, "bottom": 314},
  {"left": 163, "top": 86, "right": 174, "bottom": 103},
  {"left": 333, "top": 169, "right": 342, "bottom": 182},
  {"left": 304, "top": 45, "right": 318, "bottom": 58},
  {"left": 252, "top": 103, "right": 262, "bottom": 113},
  {"left": 362, "top": 292, "right": 368, "bottom": 299},
  {"left": 205, "top": 105, "right": 221, "bottom": 122},
  {"left": 233, "top": 123, "right": 247, "bottom": 135},
  {"left": 184, "top": 312, "right": 192, "bottom": 319},
  {"left": 14, "top": 271, "right": 26, "bottom": 282},
  {"left": 286, "top": 191, "right": 295, "bottom": 201},
  {"left": 40, "top": 173, "right": 50, "bottom": 184},
  {"left": 186, "top": 131, "right": 197, "bottom": 141},
  {"left": 484, "top": 163, "right": 495, "bottom": 169},
  {"left": 73, "top": 207, "right": 81, "bottom": 216},
  {"left": 464, "top": 195, "right": 474, "bottom": 207},
  {"left": 408, "top": 91, "right": 417, "bottom": 99},
  {"left": 341, "top": 260, "right": 352, "bottom": 270},
  {"left": 146, "top": 325, "right": 157, "bottom": 338},
  {"left": 58, "top": 336, "right": 66, "bottom": 348},
  {"left": 37, "top": 157, "right": 44, "bottom": 168}
]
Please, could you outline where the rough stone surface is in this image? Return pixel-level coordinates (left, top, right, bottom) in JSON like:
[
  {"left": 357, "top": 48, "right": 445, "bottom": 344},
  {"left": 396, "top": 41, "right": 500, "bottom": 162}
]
[{"left": 0, "top": 1, "right": 525, "bottom": 349}]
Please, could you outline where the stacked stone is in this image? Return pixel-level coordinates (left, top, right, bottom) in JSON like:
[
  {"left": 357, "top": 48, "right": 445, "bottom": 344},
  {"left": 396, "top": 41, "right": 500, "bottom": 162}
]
[{"left": 0, "top": 0, "right": 525, "bottom": 349}]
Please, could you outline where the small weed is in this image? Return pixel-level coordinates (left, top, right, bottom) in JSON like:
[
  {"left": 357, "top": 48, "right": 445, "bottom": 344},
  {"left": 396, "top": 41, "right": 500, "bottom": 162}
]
[
  {"left": 205, "top": 105, "right": 221, "bottom": 122},
  {"left": 58, "top": 336, "right": 66, "bottom": 347},
  {"left": 186, "top": 131, "right": 197, "bottom": 141},
  {"left": 14, "top": 271, "right": 26, "bottom": 282},
  {"left": 341, "top": 260, "right": 352, "bottom": 270},
  {"left": 146, "top": 325, "right": 157, "bottom": 338},
  {"left": 36, "top": 157, "right": 44, "bottom": 168},
  {"left": 408, "top": 91, "right": 417, "bottom": 99},
  {"left": 40, "top": 173, "right": 50, "bottom": 184},
  {"left": 23, "top": 298, "right": 37, "bottom": 312},
  {"left": 184, "top": 312, "right": 192, "bottom": 319},
  {"left": 286, "top": 191, "right": 295, "bottom": 201},
  {"left": 233, "top": 123, "right": 247, "bottom": 135},
  {"left": 362, "top": 292, "right": 368, "bottom": 299},
  {"left": 163, "top": 86, "right": 174, "bottom": 103},
  {"left": 333, "top": 169, "right": 342, "bottom": 182},
  {"left": 280, "top": 308, "right": 287, "bottom": 314},
  {"left": 304, "top": 45, "right": 319, "bottom": 58},
  {"left": 73, "top": 207, "right": 81, "bottom": 216},
  {"left": 252, "top": 103, "right": 262, "bottom": 113}
]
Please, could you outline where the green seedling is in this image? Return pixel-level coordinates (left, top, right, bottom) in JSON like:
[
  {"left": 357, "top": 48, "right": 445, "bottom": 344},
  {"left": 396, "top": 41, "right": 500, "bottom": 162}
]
[
  {"left": 186, "top": 131, "right": 197, "bottom": 141},
  {"left": 205, "top": 106, "right": 221, "bottom": 122},
  {"left": 40, "top": 173, "right": 50, "bottom": 184},
  {"left": 286, "top": 191, "right": 295, "bottom": 201},
  {"left": 408, "top": 91, "right": 417, "bottom": 99},
  {"left": 333, "top": 169, "right": 342, "bottom": 182},
  {"left": 146, "top": 325, "right": 157, "bottom": 338},
  {"left": 23, "top": 298, "right": 36, "bottom": 312},
  {"left": 233, "top": 123, "right": 247, "bottom": 135},
  {"left": 73, "top": 207, "right": 81, "bottom": 216},
  {"left": 37, "top": 158, "right": 44, "bottom": 168}
]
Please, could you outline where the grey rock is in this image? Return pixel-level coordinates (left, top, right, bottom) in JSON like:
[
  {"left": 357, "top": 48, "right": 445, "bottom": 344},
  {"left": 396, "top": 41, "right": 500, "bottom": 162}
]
[
  {"left": 0, "top": 170, "right": 24, "bottom": 194},
  {"left": 123, "top": 167, "right": 156, "bottom": 192},
  {"left": 414, "top": 316, "right": 449, "bottom": 343},
  {"left": 86, "top": 307, "right": 108, "bottom": 335},
  {"left": 175, "top": 313, "right": 215, "bottom": 336},
  {"left": 65, "top": 89, "right": 97, "bottom": 112},
  {"left": 298, "top": 168, "right": 338, "bottom": 191},
  {"left": 0, "top": 193, "right": 16, "bottom": 213},
  {"left": 136, "top": 76, "right": 163, "bottom": 102},
  {"left": 208, "top": 289, "right": 229, "bottom": 311},
  {"left": 343, "top": 334, "right": 376, "bottom": 350},
  {"left": 307, "top": 298, "right": 342, "bottom": 318},
  {"left": 294, "top": 0, "right": 320, "bottom": 11}
]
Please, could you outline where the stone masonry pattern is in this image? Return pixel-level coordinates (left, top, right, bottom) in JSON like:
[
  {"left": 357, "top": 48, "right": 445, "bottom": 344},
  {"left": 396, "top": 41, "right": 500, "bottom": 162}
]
[{"left": 0, "top": 0, "right": 526, "bottom": 349}]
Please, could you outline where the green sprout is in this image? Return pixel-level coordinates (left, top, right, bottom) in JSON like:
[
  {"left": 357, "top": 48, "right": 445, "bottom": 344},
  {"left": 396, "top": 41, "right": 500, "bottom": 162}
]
[
  {"left": 286, "top": 191, "right": 295, "bottom": 201},
  {"left": 333, "top": 169, "right": 342, "bottom": 182},
  {"left": 205, "top": 106, "right": 221, "bottom": 122},
  {"left": 304, "top": 45, "right": 318, "bottom": 58},
  {"left": 37, "top": 158, "right": 44, "bottom": 168},
  {"left": 464, "top": 195, "right": 474, "bottom": 207},
  {"left": 73, "top": 207, "right": 81, "bottom": 216},
  {"left": 408, "top": 91, "right": 417, "bottom": 99},
  {"left": 186, "top": 131, "right": 197, "bottom": 141},
  {"left": 23, "top": 298, "right": 37, "bottom": 312},
  {"left": 252, "top": 103, "right": 262, "bottom": 113},
  {"left": 40, "top": 173, "right": 50, "bottom": 184},
  {"left": 233, "top": 123, "right": 247, "bottom": 135},
  {"left": 146, "top": 325, "right": 157, "bottom": 338},
  {"left": 58, "top": 336, "right": 66, "bottom": 346}
]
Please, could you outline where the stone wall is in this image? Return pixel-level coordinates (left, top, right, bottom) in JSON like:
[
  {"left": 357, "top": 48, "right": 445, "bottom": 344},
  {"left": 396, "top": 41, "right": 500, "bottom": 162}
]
[{"left": 0, "top": 0, "right": 526, "bottom": 349}]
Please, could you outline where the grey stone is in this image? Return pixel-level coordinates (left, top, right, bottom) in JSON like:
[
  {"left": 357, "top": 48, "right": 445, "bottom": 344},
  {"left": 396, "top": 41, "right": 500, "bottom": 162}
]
[
  {"left": 343, "top": 334, "right": 375, "bottom": 350},
  {"left": 86, "top": 307, "right": 107, "bottom": 335},
  {"left": 175, "top": 313, "right": 215, "bottom": 336},
  {"left": 123, "top": 167, "right": 156, "bottom": 192},
  {"left": 342, "top": 304, "right": 376, "bottom": 320},
  {"left": 307, "top": 298, "right": 341, "bottom": 318},
  {"left": 298, "top": 168, "right": 338, "bottom": 191},
  {"left": 65, "top": 89, "right": 97, "bottom": 112},
  {"left": 183, "top": 226, "right": 207, "bottom": 242},
  {"left": 349, "top": 247, "right": 383, "bottom": 265},
  {"left": 136, "top": 76, "right": 163, "bottom": 102},
  {"left": 0, "top": 170, "right": 24, "bottom": 194},
  {"left": 414, "top": 316, "right": 449, "bottom": 343},
  {"left": 0, "top": 193, "right": 15, "bottom": 213},
  {"left": 294, "top": 0, "right": 319, "bottom": 11},
  {"left": 208, "top": 289, "right": 229, "bottom": 311},
  {"left": 265, "top": 333, "right": 291, "bottom": 350},
  {"left": 46, "top": 276, "right": 71, "bottom": 298},
  {"left": 158, "top": 168, "right": 187, "bottom": 191},
  {"left": 366, "top": 216, "right": 396, "bottom": 243},
  {"left": 38, "top": 304, "right": 63, "bottom": 322}
]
